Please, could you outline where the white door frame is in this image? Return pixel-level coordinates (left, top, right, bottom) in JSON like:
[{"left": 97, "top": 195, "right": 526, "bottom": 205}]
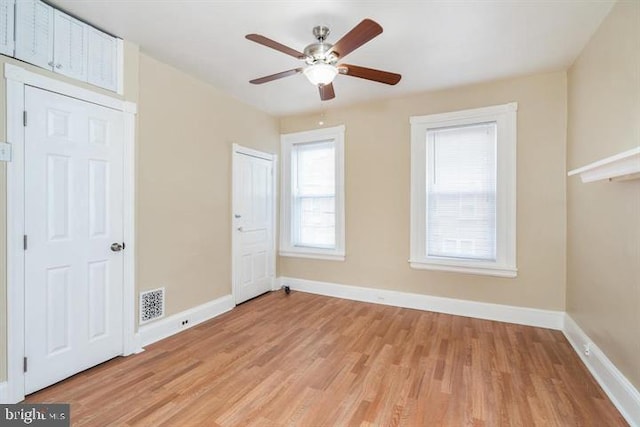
[
  {"left": 4, "top": 63, "right": 138, "bottom": 403},
  {"left": 231, "top": 144, "right": 278, "bottom": 304}
]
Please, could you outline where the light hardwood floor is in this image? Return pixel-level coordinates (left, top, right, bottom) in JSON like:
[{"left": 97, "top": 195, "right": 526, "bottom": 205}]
[{"left": 27, "top": 291, "right": 627, "bottom": 426}]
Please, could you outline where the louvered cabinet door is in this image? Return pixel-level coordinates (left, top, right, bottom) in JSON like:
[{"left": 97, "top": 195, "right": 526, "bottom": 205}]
[
  {"left": 87, "top": 27, "right": 118, "bottom": 91},
  {"left": 15, "top": 0, "right": 54, "bottom": 69},
  {"left": 0, "top": 0, "right": 15, "bottom": 56},
  {"left": 53, "top": 10, "right": 88, "bottom": 81}
]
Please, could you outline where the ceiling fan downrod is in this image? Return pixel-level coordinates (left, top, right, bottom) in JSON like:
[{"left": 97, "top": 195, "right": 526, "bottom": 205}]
[{"left": 313, "top": 25, "right": 330, "bottom": 42}]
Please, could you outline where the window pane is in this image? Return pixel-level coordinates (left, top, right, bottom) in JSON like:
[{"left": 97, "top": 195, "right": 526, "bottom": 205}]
[
  {"left": 292, "top": 140, "right": 336, "bottom": 249},
  {"left": 427, "top": 122, "right": 497, "bottom": 260},
  {"left": 295, "top": 141, "right": 335, "bottom": 196},
  {"left": 298, "top": 196, "right": 336, "bottom": 248}
]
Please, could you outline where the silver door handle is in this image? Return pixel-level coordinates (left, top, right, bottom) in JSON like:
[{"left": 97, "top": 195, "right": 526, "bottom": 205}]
[
  {"left": 110, "top": 242, "right": 124, "bottom": 252},
  {"left": 237, "top": 227, "right": 243, "bottom": 232}
]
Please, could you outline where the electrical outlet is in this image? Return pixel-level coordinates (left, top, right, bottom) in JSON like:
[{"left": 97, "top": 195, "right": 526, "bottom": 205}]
[
  {"left": 0, "top": 142, "right": 12, "bottom": 162},
  {"left": 181, "top": 319, "right": 189, "bottom": 326},
  {"left": 583, "top": 343, "right": 591, "bottom": 357}
]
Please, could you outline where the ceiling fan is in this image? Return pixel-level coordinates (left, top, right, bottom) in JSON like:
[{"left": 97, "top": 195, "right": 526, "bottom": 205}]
[{"left": 246, "top": 19, "right": 402, "bottom": 101}]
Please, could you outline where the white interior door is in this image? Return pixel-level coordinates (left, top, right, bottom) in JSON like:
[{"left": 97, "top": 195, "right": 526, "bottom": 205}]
[
  {"left": 233, "top": 147, "right": 275, "bottom": 304},
  {"left": 24, "top": 86, "right": 125, "bottom": 394}
]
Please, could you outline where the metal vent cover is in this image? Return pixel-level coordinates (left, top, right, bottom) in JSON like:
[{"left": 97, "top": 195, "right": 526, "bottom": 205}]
[{"left": 139, "top": 287, "right": 165, "bottom": 324}]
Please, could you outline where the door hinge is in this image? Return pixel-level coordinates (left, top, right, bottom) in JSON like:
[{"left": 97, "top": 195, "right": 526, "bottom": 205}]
[
  {"left": 23, "top": 110, "right": 27, "bottom": 127},
  {"left": 23, "top": 235, "right": 28, "bottom": 250},
  {"left": 0, "top": 142, "right": 11, "bottom": 162},
  {"left": 23, "top": 357, "right": 27, "bottom": 373}
]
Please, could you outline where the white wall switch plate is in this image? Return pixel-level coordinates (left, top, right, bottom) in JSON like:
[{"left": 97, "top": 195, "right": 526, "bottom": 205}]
[{"left": 0, "top": 142, "right": 12, "bottom": 162}]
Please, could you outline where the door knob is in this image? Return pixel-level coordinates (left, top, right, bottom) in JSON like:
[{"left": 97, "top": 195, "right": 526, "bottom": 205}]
[
  {"left": 110, "top": 243, "right": 124, "bottom": 252},
  {"left": 237, "top": 227, "right": 244, "bottom": 232}
]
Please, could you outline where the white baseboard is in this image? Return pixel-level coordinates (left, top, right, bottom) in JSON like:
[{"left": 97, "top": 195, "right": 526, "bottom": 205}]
[
  {"left": 278, "top": 276, "right": 564, "bottom": 330},
  {"left": 138, "top": 294, "right": 234, "bottom": 348},
  {"left": 0, "top": 381, "right": 8, "bottom": 404},
  {"left": 563, "top": 315, "right": 640, "bottom": 427}
]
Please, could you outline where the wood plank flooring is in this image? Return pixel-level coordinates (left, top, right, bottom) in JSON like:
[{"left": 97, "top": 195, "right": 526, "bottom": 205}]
[{"left": 26, "top": 291, "right": 627, "bottom": 426}]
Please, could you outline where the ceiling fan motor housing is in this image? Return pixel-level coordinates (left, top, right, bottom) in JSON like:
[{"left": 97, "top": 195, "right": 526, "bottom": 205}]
[
  {"left": 303, "top": 43, "right": 337, "bottom": 65},
  {"left": 304, "top": 25, "right": 338, "bottom": 65}
]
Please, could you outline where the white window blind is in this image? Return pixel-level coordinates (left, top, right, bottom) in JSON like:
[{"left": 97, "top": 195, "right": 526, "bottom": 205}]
[
  {"left": 292, "top": 140, "right": 336, "bottom": 249},
  {"left": 410, "top": 103, "right": 516, "bottom": 277},
  {"left": 426, "top": 122, "right": 497, "bottom": 261},
  {"left": 281, "top": 125, "right": 345, "bottom": 261}
]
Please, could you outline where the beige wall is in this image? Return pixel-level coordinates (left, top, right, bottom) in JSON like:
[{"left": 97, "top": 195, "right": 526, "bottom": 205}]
[
  {"left": 0, "top": 42, "right": 140, "bottom": 382},
  {"left": 280, "top": 71, "right": 567, "bottom": 310},
  {"left": 567, "top": 0, "right": 640, "bottom": 389},
  {"left": 136, "top": 53, "right": 279, "bottom": 316}
]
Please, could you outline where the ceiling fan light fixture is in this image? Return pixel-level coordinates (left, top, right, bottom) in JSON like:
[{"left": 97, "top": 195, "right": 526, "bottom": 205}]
[{"left": 303, "top": 63, "right": 338, "bottom": 86}]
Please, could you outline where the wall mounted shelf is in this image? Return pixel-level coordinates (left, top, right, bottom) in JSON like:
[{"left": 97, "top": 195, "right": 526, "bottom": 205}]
[{"left": 568, "top": 147, "right": 640, "bottom": 183}]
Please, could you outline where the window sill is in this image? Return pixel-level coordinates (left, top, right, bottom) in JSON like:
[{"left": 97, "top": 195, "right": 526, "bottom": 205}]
[
  {"left": 278, "top": 250, "right": 345, "bottom": 261},
  {"left": 409, "top": 259, "right": 517, "bottom": 278},
  {"left": 279, "top": 250, "right": 345, "bottom": 262}
]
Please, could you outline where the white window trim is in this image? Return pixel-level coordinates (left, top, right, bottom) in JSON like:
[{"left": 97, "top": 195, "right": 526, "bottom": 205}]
[
  {"left": 409, "top": 103, "right": 517, "bottom": 278},
  {"left": 280, "top": 125, "right": 346, "bottom": 261}
]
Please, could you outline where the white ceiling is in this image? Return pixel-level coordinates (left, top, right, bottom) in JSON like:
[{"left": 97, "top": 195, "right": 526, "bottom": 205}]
[{"left": 50, "top": 0, "right": 615, "bottom": 117}]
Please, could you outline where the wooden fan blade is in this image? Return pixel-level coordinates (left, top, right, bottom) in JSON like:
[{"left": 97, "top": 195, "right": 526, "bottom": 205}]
[
  {"left": 246, "top": 34, "right": 304, "bottom": 59},
  {"left": 250, "top": 68, "right": 303, "bottom": 84},
  {"left": 319, "top": 83, "right": 335, "bottom": 101},
  {"left": 340, "top": 64, "right": 401, "bottom": 85},
  {"left": 329, "top": 19, "right": 383, "bottom": 59}
]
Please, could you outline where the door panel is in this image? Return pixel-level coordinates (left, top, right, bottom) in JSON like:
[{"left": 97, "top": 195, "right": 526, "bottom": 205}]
[
  {"left": 88, "top": 260, "right": 108, "bottom": 340},
  {"left": 88, "top": 159, "right": 109, "bottom": 237},
  {"left": 24, "top": 86, "right": 124, "bottom": 394},
  {"left": 46, "top": 154, "right": 71, "bottom": 240},
  {"left": 233, "top": 150, "right": 275, "bottom": 304},
  {"left": 45, "top": 266, "right": 71, "bottom": 355}
]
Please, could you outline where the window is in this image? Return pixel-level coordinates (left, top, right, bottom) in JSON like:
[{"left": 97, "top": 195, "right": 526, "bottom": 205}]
[
  {"left": 410, "top": 103, "right": 517, "bottom": 277},
  {"left": 280, "top": 125, "right": 345, "bottom": 260}
]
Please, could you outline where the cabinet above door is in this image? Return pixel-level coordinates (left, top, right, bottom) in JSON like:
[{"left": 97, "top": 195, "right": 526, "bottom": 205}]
[
  {"left": 12, "top": 0, "right": 121, "bottom": 93},
  {"left": 0, "top": 0, "right": 15, "bottom": 56},
  {"left": 87, "top": 27, "right": 118, "bottom": 91},
  {"left": 15, "top": 0, "right": 54, "bottom": 70},
  {"left": 53, "top": 10, "right": 88, "bottom": 81}
]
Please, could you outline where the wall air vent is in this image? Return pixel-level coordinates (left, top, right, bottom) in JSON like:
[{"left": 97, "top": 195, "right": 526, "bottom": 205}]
[{"left": 140, "top": 287, "right": 165, "bottom": 324}]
